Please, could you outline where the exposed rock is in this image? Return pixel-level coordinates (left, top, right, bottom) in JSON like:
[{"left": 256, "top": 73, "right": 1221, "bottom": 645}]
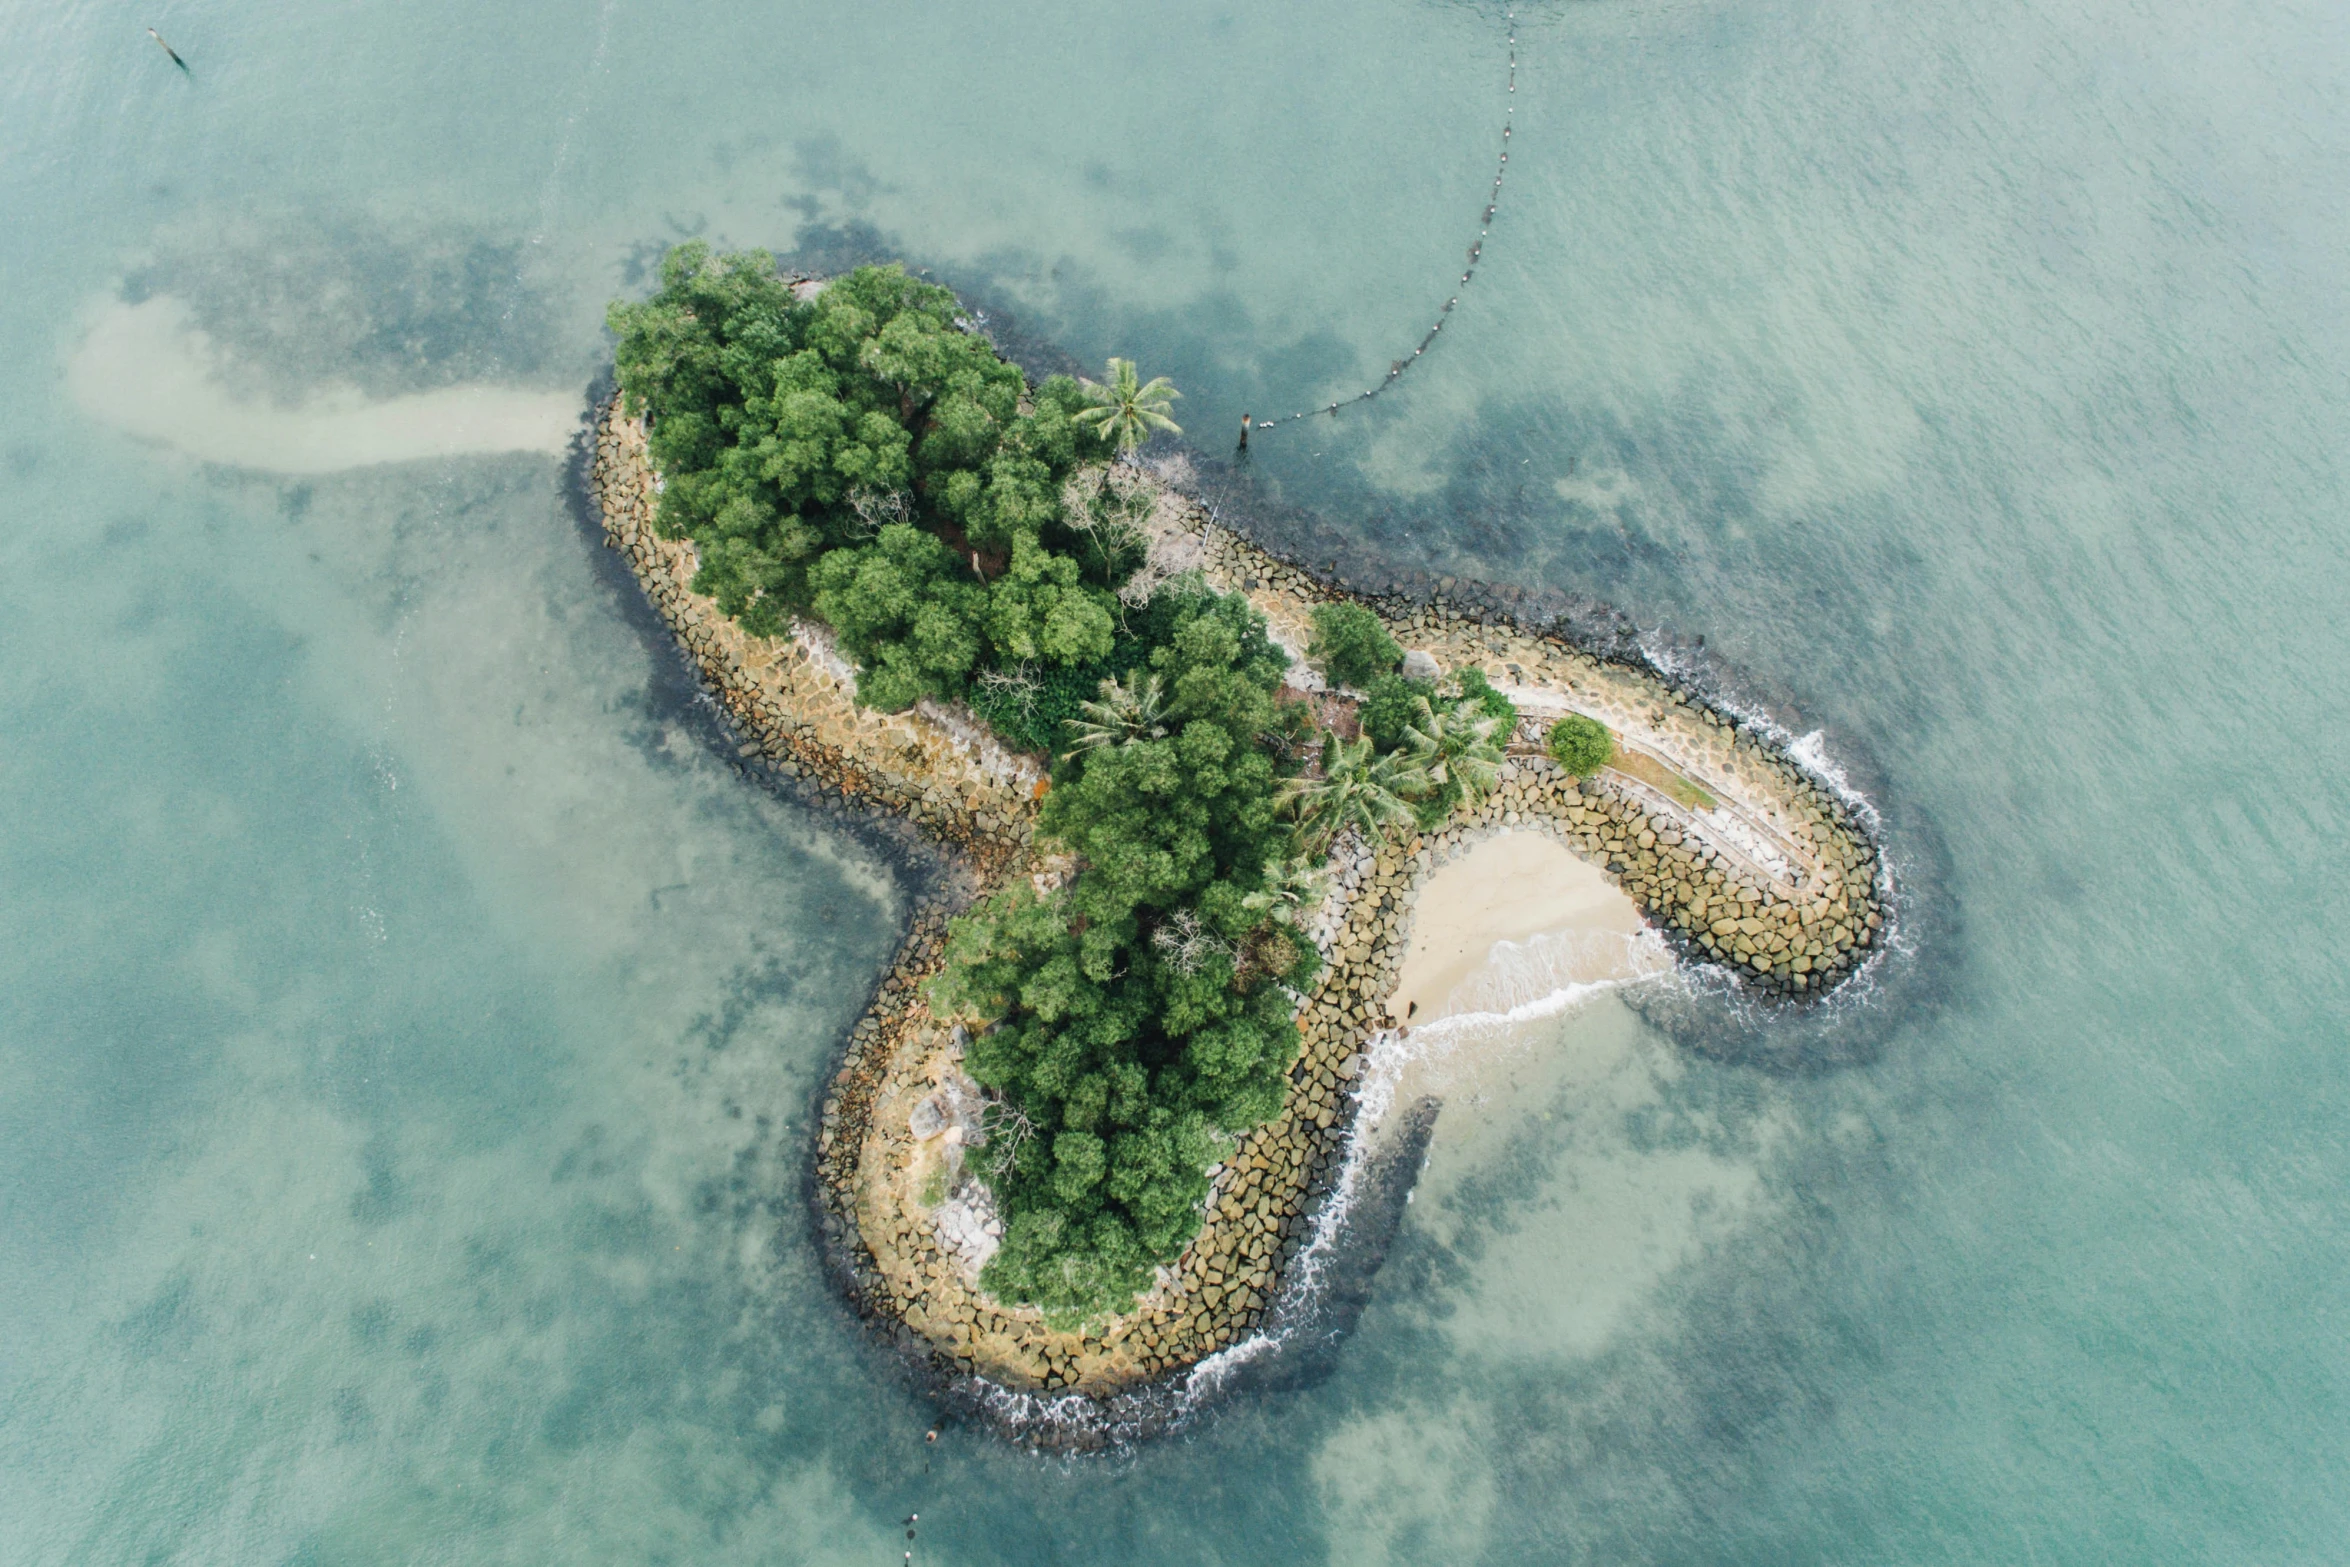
[{"left": 908, "top": 1093, "right": 952, "bottom": 1141}]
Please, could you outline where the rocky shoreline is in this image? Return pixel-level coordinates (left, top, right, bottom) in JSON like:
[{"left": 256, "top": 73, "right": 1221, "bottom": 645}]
[{"left": 585, "top": 392, "right": 1889, "bottom": 1445}]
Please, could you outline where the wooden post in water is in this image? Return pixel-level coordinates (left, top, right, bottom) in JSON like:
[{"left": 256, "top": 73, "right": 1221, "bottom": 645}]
[{"left": 147, "top": 27, "right": 190, "bottom": 72}]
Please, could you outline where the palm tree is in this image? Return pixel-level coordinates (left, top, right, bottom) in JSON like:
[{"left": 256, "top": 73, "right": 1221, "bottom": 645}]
[
  {"left": 1403, "top": 698, "right": 1505, "bottom": 807},
  {"left": 1280, "top": 733, "right": 1428, "bottom": 852},
  {"left": 1241, "top": 853, "right": 1330, "bottom": 928},
  {"left": 1077, "top": 358, "right": 1183, "bottom": 455},
  {"left": 1060, "top": 669, "right": 1167, "bottom": 759}
]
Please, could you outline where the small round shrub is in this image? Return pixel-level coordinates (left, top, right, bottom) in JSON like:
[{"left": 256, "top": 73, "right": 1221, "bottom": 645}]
[
  {"left": 1307, "top": 602, "right": 1402, "bottom": 690},
  {"left": 1546, "top": 714, "right": 1613, "bottom": 775},
  {"left": 1358, "top": 673, "right": 1434, "bottom": 750}
]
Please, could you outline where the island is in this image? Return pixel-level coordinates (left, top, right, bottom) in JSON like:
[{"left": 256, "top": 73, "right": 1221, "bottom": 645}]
[{"left": 587, "top": 246, "right": 1887, "bottom": 1442}]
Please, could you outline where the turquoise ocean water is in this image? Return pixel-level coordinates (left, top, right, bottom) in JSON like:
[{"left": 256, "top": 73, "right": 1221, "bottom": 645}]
[{"left": 3, "top": 0, "right": 2347, "bottom": 1559}]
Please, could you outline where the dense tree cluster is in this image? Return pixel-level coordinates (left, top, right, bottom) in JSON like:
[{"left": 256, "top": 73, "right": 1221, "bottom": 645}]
[
  {"left": 607, "top": 245, "right": 1126, "bottom": 707},
  {"left": 1350, "top": 661, "right": 1520, "bottom": 829},
  {"left": 932, "top": 598, "right": 1523, "bottom": 1314},
  {"left": 929, "top": 584, "right": 1322, "bottom": 1314},
  {"left": 958, "top": 486, "right": 1156, "bottom": 753},
  {"left": 1357, "top": 671, "right": 1430, "bottom": 750},
  {"left": 1362, "top": 666, "right": 1514, "bottom": 749}
]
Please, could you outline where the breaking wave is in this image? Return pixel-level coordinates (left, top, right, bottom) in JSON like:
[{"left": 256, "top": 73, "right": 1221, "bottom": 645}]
[{"left": 942, "top": 931, "right": 1673, "bottom": 1449}]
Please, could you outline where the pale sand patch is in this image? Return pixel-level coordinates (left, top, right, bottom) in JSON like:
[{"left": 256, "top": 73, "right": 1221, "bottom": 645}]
[
  {"left": 1360, "top": 831, "right": 1664, "bottom": 1147},
  {"left": 1352, "top": 1000, "right": 1790, "bottom": 1380},
  {"left": 66, "top": 295, "right": 581, "bottom": 473},
  {"left": 1390, "top": 830, "right": 1645, "bottom": 1024}
]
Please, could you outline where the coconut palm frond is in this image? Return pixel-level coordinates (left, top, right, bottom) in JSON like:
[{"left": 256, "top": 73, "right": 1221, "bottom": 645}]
[
  {"left": 1403, "top": 697, "right": 1506, "bottom": 805},
  {"left": 1077, "top": 358, "right": 1184, "bottom": 454},
  {"left": 1240, "top": 853, "right": 1330, "bottom": 927},
  {"left": 1283, "top": 734, "right": 1427, "bottom": 853},
  {"left": 1060, "top": 669, "right": 1167, "bottom": 759},
  {"left": 1364, "top": 743, "right": 1435, "bottom": 807}
]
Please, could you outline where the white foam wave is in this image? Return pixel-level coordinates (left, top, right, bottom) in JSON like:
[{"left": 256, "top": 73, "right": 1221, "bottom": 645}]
[
  {"left": 1634, "top": 637, "right": 1904, "bottom": 976},
  {"left": 1357, "top": 940, "right": 1667, "bottom": 1131},
  {"left": 958, "top": 926, "right": 1690, "bottom": 1443},
  {"left": 1637, "top": 636, "right": 1885, "bottom": 838},
  {"left": 1421, "top": 926, "right": 1667, "bottom": 1034},
  {"left": 1193, "top": 949, "right": 1668, "bottom": 1378}
]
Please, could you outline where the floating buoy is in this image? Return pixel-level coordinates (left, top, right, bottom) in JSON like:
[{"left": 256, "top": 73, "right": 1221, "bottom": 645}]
[{"left": 1233, "top": 11, "right": 1519, "bottom": 437}]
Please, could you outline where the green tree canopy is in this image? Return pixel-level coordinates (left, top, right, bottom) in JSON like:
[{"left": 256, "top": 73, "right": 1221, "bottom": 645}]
[
  {"left": 808, "top": 523, "right": 986, "bottom": 711},
  {"left": 929, "top": 586, "right": 1318, "bottom": 1315},
  {"left": 1306, "top": 601, "right": 1403, "bottom": 690},
  {"left": 607, "top": 245, "right": 1121, "bottom": 693}
]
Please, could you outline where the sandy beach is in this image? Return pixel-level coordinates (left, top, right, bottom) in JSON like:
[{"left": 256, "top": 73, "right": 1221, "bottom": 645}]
[
  {"left": 1358, "top": 830, "right": 1667, "bottom": 1151},
  {"left": 1390, "top": 831, "right": 1648, "bottom": 1023}
]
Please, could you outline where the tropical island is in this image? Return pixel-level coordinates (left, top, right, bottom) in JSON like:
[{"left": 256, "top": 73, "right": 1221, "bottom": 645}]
[{"left": 590, "top": 244, "right": 1886, "bottom": 1435}]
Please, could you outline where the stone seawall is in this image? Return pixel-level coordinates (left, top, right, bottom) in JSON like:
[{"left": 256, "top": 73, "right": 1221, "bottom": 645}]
[
  {"left": 585, "top": 395, "right": 1888, "bottom": 1439},
  {"left": 587, "top": 400, "right": 1043, "bottom": 1378},
  {"left": 1157, "top": 494, "right": 1886, "bottom": 992},
  {"left": 589, "top": 402, "right": 1043, "bottom": 878}
]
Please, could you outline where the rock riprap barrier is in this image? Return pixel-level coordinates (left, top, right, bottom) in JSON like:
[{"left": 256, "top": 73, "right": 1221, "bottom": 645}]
[{"left": 587, "top": 395, "right": 1887, "bottom": 1424}]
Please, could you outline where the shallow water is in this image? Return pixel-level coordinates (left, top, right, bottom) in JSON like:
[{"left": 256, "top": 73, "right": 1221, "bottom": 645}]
[{"left": 5, "top": 0, "right": 2349, "bottom": 1559}]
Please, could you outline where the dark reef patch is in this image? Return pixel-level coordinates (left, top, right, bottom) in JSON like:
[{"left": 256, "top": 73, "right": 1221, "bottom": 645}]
[{"left": 123, "top": 208, "right": 569, "bottom": 405}]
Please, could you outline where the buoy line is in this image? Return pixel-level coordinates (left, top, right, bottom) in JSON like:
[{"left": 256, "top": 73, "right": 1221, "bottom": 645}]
[{"left": 1245, "top": 8, "right": 1518, "bottom": 436}]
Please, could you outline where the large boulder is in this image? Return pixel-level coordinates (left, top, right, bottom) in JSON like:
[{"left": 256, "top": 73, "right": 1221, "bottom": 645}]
[{"left": 909, "top": 1092, "right": 952, "bottom": 1140}]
